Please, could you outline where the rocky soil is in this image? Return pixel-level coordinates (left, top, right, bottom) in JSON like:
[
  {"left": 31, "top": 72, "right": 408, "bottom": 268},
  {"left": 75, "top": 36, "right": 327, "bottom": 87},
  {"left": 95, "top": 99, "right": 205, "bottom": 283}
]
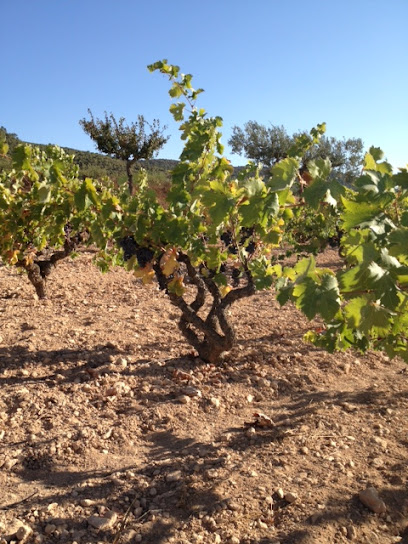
[{"left": 0, "top": 249, "right": 407, "bottom": 544}]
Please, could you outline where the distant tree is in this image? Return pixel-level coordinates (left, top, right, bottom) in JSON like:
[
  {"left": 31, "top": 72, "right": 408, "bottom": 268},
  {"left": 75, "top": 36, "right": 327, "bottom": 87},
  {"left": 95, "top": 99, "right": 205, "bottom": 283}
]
[
  {"left": 0, "top": 126, "right": 21, "bottom": 152},
  {"left": 229, "top": 121, "right": 364, "bottom": 185},
  {"left": 0, "top": 127, "right": 21, "bottom": 171},
  {"left": 79, "top": 110, "right": 169, "bottom": 194}
]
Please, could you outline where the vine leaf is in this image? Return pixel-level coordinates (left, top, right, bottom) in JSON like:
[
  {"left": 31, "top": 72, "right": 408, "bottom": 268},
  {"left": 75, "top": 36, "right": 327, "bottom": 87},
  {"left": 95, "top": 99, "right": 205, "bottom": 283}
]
[
  {"left": 160, "top": 248, "right": 179, "bottom": 276},
  {"left": 134, "top": 263, "right": 155, "bottom": 284}
]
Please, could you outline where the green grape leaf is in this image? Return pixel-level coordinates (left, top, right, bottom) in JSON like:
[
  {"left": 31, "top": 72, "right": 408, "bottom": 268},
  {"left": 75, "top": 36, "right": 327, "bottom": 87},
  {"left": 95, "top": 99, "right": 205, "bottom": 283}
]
[
  {"left": 37, "top": 185, "right": 51, "bottom": 203},
  {"left": 268, "top": 158, "right": 299, "bottom": 192},
  {"left": 170, "top": 103, "right": 185, "bottom": 121},
  {"left": 341, "top": 197, "right": 385, "bottom": 230},
  {"left": 293, "top": 273, "right": 340, "bottom": 321}
]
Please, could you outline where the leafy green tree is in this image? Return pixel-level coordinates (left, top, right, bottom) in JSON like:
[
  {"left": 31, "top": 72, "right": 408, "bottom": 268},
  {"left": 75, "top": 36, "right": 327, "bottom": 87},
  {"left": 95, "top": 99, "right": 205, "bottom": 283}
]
[
  {"left": 79, "top": 110, "right": 169, "bottom": 195},
  {"left": 0, "top": 127, "right": 21, "bottom": 172},
  {"left": 229, "top": 121, "right": 364, "bottom": 185}
]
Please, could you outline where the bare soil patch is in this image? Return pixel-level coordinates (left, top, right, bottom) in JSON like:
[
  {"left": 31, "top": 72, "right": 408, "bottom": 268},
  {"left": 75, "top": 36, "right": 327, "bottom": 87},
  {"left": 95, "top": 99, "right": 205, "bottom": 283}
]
[{"left": 0, "top": 249, "right": 407, "bottom": 544}]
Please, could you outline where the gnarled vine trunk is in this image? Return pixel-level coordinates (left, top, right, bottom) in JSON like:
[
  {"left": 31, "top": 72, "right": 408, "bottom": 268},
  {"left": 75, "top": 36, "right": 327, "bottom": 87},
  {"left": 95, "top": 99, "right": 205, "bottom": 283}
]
[
  {"left": 18, "top": 233, "right": 86, "bottom": 299},
  {"left": 154, "top": 253, "right": 255, "bottom": 364}
]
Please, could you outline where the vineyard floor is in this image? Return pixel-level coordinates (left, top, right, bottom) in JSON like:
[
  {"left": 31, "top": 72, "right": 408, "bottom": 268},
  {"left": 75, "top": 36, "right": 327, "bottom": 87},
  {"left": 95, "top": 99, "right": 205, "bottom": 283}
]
[{"left": 0, "top": 249, "right": 407, "bottom": 544}]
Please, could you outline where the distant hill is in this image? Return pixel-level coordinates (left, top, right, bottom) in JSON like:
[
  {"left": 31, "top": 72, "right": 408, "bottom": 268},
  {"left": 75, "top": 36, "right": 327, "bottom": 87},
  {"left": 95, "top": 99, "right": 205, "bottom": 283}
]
[
  {"left": 62, "top": 146, "right": 179, "bottom": 182},
  {"left": 0, "top": 126, "right": 178, "bottom": 181}
]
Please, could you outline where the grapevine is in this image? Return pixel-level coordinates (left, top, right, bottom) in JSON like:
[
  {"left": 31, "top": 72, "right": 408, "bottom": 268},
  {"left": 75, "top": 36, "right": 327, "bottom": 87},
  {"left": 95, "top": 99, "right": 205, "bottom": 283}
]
[{"left": 0, "top": 144, "right": 93, "bottom": 298}]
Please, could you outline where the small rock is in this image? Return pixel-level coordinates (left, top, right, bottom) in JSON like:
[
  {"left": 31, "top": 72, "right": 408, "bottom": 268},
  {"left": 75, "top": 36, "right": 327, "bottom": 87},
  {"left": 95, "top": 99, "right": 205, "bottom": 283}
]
[
  {"left": 246, "top": 427, "right": 256, "bottom": 437},
  {"left": 284, "top": 492, "right": 298, "bottom": 504},
  {"left": 44, "top": 524, "right": 56, "bottom": 535},
  {"left": 264, "top": 495, "right": 274, "bottom": 506},
  {"left": 371, "top": 457, "right": 384, "bottom": 468},
  {"left": 257, "top": 519, "right": 268, "bottom": 529},
  {"left": 181, "top": 386, "right": 202, "bottom": 398},
  {"left": 359, "top": 487, "right": 386, "bottom": 514},
  {"left": 346, "top": 524, "right": 357, "bottom": 540},
  {"left": 177, "top": 395, "right": 191, "bottom": 404},
  {"left": 115, "top": 357, "right": 128, "bottom": 370},
  {"left": 80, "top": 499, "right": 96, "bottom": 507},
  {"left": 210, "top": 397, "right": 220, "bottom": 408},
  {"left": 3, "top": 458, "right": 19, "bottom": 470},
  {"left": 310, "top": 512, "right": 321, "bottom": 524},
  {"left": 15, "top": 524, "right": 33, "bottom": 542},
  {"left": 87, "top": 510, "right": 118, "bottom": 530},
  {"left": 372, "top": 437, "right": 388, "bottom": 450},
  {"left": 276, "top": 488, "right": 285, "bottom": 499},
  {"left": 166, "top": 470, "right": 182, "bottom": 482}
]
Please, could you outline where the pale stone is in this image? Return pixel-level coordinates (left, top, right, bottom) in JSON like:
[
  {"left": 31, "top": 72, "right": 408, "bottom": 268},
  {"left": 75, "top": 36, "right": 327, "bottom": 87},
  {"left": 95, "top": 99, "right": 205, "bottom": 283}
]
[
  {"left": 359, "top": 487, "right": 386, "bottom": 514},
  {"left": 284, "top": 492, "right": 298, "bottom": 503},
  {"left": 87, "top": 510, "right": 118, "bottom": 530}
]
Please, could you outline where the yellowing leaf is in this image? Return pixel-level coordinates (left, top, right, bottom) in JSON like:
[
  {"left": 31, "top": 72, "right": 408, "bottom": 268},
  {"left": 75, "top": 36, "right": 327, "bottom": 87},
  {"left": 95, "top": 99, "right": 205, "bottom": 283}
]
[
  {"left": 168, "top": 275, "right": 185, "bottom": 296},
  {"left": 134, "top": 263, "right": 155, "bottom": 285},
  {"left": 220, "top": 285, "right": 232, "bottom": 298},
  {"left": 160, "top": 248, "right": 179, "bottom": 276},
  {"left": 8, "top": 249, "right": 20, "bottom": 265}
]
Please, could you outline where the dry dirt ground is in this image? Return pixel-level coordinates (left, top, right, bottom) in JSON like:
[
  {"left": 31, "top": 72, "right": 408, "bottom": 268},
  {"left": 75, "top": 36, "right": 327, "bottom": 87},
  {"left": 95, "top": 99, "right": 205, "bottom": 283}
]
[{"left": 0, "top": 249, "right": 407, "bottom": 544}]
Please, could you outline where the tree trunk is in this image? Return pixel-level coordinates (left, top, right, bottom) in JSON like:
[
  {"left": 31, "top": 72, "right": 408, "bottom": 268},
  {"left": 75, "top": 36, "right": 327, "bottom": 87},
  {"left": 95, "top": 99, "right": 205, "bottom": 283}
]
[{"left": 126, "top": 160, "right": 134, "bottom": 195}]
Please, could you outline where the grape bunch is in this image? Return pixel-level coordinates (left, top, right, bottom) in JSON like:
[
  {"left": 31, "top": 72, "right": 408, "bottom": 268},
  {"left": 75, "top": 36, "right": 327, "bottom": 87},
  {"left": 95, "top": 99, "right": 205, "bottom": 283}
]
[
  {"left": 220, "top": 227, "right": 256, "bottom": 255},
  {"left": 119, "top": 236, "right": 155, "bottom": 267}
]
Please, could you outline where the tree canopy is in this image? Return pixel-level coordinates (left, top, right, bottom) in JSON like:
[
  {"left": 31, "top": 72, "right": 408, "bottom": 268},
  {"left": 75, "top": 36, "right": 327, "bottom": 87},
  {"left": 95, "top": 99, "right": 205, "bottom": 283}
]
[
  {"left": 79, "top": 111, "right": 169, "bottom": 194},
  {"left": 228, "top": 121, "right": 364, "bottom": 185}
]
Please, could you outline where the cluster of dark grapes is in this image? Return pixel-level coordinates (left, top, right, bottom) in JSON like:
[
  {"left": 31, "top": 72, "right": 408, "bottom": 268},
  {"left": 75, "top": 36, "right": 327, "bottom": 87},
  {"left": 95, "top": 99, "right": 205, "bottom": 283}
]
[
  {"left": 119, "top": 236, "right": 155, "bottom": 267},
  {"left": 327, "top": 227, "right": 344, "bottom": 249},
  {"left": 63, "top": 223, "right": 72, "bottom": 236},
  {"left": 220, "top": 227, "right": 256, "bottom": 255}
]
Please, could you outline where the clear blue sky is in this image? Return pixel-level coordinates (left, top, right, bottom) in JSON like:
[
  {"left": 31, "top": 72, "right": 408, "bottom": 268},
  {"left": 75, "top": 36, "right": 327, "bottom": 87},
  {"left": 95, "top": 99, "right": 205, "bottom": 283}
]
[{"left": 1, "top": 0, "right": 407, "bottom": 169}]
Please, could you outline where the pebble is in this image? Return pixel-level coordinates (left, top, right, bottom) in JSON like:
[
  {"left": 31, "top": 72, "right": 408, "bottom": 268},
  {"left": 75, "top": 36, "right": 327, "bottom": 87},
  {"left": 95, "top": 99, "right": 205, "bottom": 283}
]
[
  {"left": 372, "top": 437, "right": 388, "bottom": 450},
  {"left": 359, "top": 487, "right": 387, "bottom": 514},
  {"left": 246, "top": 427, "right": 256, "bottom": 437},
  {"left": 15, "top": 524, "right": 33, "bottom": 542},
  {"left": 3, "top": 457, "right": 19, "bottom": 470},
  {"left": 178, "top": 395, "right": 191, "bottom": 404},
  {"left": 210, "top": 397, "right": 220, "bottom": 408},
  {"left": 181, "top": 386, "right": 202, "bottom": 398},
  {"left": 310, "top": 512, "right": 321, "bottom": 523},
  {"left": 166, "top": 470, "right": 182, "bottom": 482},
  {"left": 44, "top": 524, "right": 56, "bottom": 535},
  {"left": 346, "top": 524, "right": 357, "bottom": 540},
  {"left": 87, "top": 510, "right": 118, "bottom": 530},
  {"left": 257, "top": 519, "right": 268, "bottom": 529},
  {"left": 284, "top": 492, "right": 298, "bottom": 504},
  {"left": 80, "top": 499, "right": 96, "bottom": 507}
]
